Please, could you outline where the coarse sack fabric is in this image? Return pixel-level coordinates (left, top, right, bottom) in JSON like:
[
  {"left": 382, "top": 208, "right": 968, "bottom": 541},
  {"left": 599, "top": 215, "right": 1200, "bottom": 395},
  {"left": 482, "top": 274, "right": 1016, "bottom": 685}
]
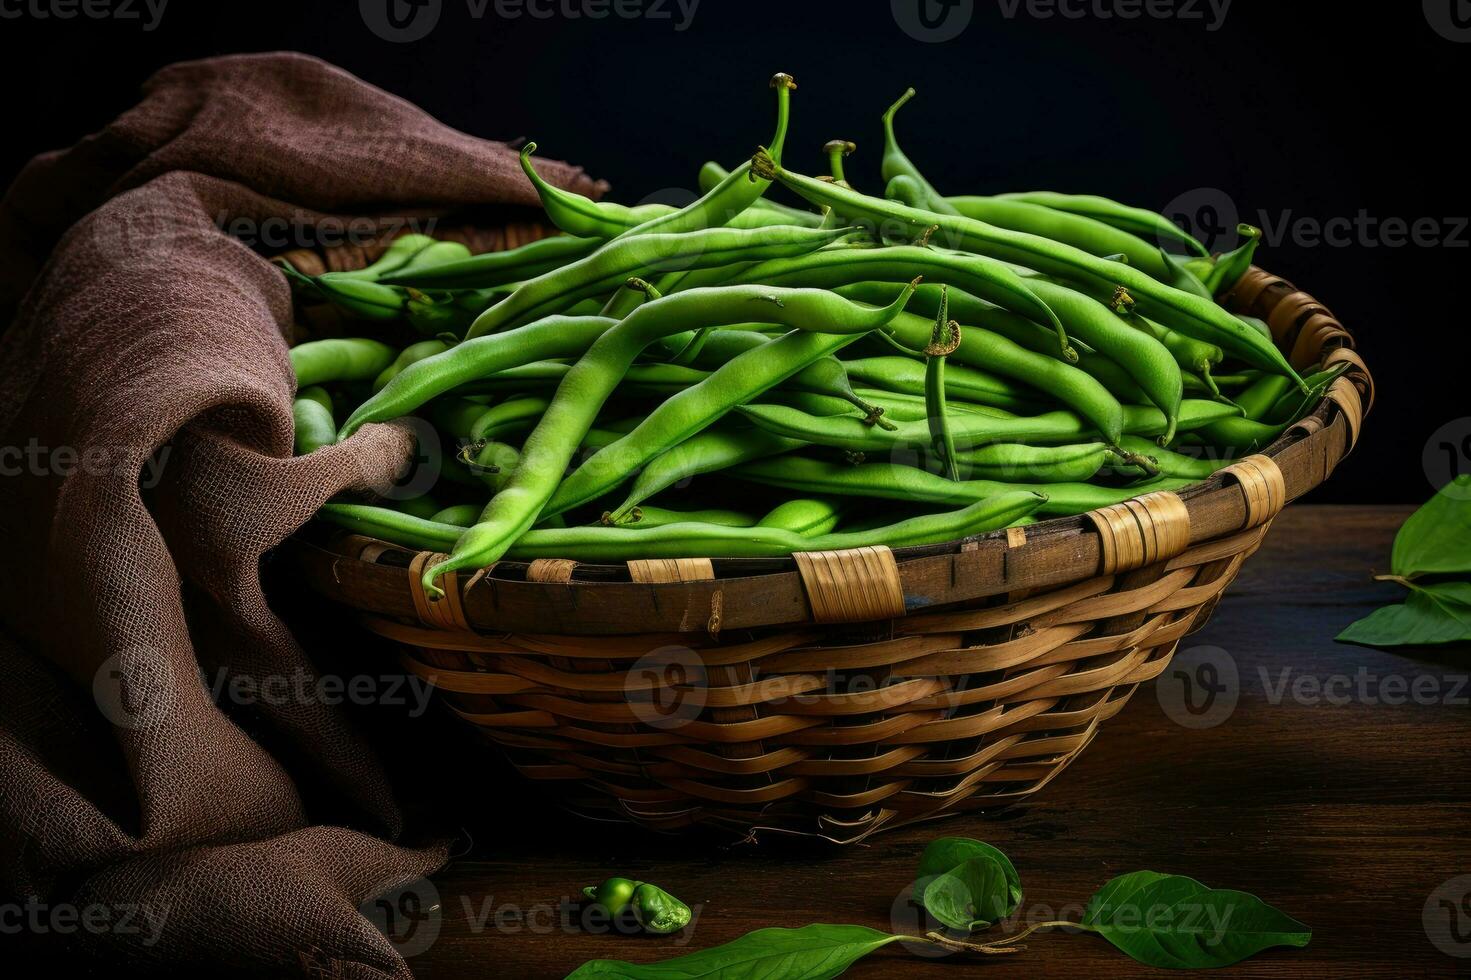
[{"left": 0, "top": 52, "right": 603, "bottom": 977}]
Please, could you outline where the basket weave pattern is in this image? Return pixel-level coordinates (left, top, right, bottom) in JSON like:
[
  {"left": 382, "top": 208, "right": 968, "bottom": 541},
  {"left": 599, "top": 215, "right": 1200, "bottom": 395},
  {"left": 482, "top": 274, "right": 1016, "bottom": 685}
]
[{"left": 289, "top": 246, "right": 1370, "bottom": 841}]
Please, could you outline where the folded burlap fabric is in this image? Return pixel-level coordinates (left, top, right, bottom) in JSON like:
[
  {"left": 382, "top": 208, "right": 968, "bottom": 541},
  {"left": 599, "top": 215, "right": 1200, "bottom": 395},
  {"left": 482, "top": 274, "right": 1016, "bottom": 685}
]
[{"left": 0, "top": 52, "right": 602, "bottom": 977}]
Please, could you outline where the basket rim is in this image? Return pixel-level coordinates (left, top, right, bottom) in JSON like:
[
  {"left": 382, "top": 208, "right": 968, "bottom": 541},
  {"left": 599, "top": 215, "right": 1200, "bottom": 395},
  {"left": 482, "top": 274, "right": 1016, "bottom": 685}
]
[{"left": 288, "top": 262, "right": 1371, "bottom": 633}]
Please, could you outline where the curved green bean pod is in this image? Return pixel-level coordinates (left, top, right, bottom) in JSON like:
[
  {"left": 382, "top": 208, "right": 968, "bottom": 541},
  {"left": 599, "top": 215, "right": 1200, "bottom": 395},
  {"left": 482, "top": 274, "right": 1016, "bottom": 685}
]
[
  {"left": 988, "top": 191, "right": 1209, "bottom": 257},
  {"left": 617, "top": 73, "right": 798, "bottom": 240},
  {"left": 733, "top": 455, "right": 1192, "bottom": 517},
  {"left": 738, "top": 397, "right": 1240, "bottom": 453},
  {"left": 619, "top": 506, "right": 757, "bottom": 529},
  {"left": 544, "top": 314, "right": 910, "bottom": 519},
  {"left": 320, "top": 234, "right": 436, "bottom": 281},
  {"left": 292, "top": 387, "right": 336, "bottom": 455},
  {"left": 469, "top": 396, "right": 551, "bottom": 442},
  {"left": 291, "top": 338, "right": 396, "bottom": 388},
  {"left": 464, "top": 223, "right": 852, "bottom": 340},
  {"left": 726, "top": 243, "right": 1072, "bottom": 361},
  {"left": 757, "top": 497, "right": 843, "bottom": 536},
  {"left": 603, "top": 427, "right": 806, "bottom": 525},
  {"left": 946, "top": 198, "right": 1178, "bottom": 281},
  {"left": 879, "top": 88, "right": 959, "bottom": 216},
  {"left": 338, "top": 315, "right": 616, "bottom": 438},
  {"left": 698, "top": 161, "right": 822, "bottom": 226},
  {"left": 1112, "top": 435, "right": 1230, "bottom": 480},
  {"left": 322, "top": 490, "right": 1043, "bottom": 561},
  {"left": 373, "top": 339, "right": 450, "bottom": 392},
  {"left": 425, "top": 283, "right": 918, "bottom": 595},
  {"left": 840, "top": 356, "right": 1044, "bottom": 413},
  {"left": 751, "top": 152, "right": 1305, "bottom": 387},
  {"left": 380, "top": 235, "right": 601, "bottom": 289},
  {"left": 952, "top": 441, "right": 1112, "bottom": 483}
]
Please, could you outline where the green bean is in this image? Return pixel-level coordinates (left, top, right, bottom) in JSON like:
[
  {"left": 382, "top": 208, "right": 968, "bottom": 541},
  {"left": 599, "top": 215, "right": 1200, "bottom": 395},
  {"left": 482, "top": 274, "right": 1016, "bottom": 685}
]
[
  {"left": 879, "top": 88, "right": 959, "bottom": 216},
  {"left": 989, "top": 191, "right": 1209, "bottom": 257},
  {"left": 1127, "top": 314, "right": 1228, "bottom": 399},
  {"left": 1187, "top": 416, "right": 1289, "bottom": 456},
  {"left": 424, "top": 284, "right": 918, "bottom": 595},
  {"left": 395, "top": 494, "right": 443, "bottom": 521},
  {"left": 1111, "top": 435, "right": 1229, "bottom": 479},
  {"left": 291, "top": 338, "right": 396, "bottom": 388},
  {"left": 840, "top": 356, "right": 1044, "bottom": 413},
  {"left": 733, "top": 455, "right": 1192, "bottom": 517},
  {"left": 617, "top": 73, "right": 798, "bottom": 240},
  {"left": 379, "top": 235, "right": 601, "bottom": 289},
  {"left": 322, "top": 491, "right": 1043, "bottom": 561},
  {"left": 737, "top": 397, "right": 1239, "bottom": 453},
  {"left": 620, "top": 506, "right": 757, "bottom": 529},
  {"left": 339, "top": 316, "right": 615, "bottom": 438},
  {"left": 1233, "top": 373, "right": 1297, "bottom": 421},
  {"left": 757, "top": 497, "right": 843, "bottom": 536},
  {"left": 463, "top": 224, "right": 851, "bottom": 340},
  {"left": 521, "top": 143, "right": 660, "bottom": 239},
  {"left": 305, "top": 275, "right": 408, "bottom": 321},
  {"left": 823, "top": 139, "right": 857, "bottom": 186},
  {"left": 469, "top": 395, "right": 551, "bottom": 443},
  {"left": 687, "top": 330, "right": 887, "bottom": 418},
  {"left": 946, "top": 198, "right": 1180, "bottom": 281},
  {"left": 543, "top": 283, "right": 919, "bottom": 519},
  {"left": 881, "top": 309, "right": 1128, "bottom": 447},
  {"left": 1199, "top": 224, "right": 1262, "bottom": 296},
  {"left": 462, "top": 440, "right": 522, "bottom": 493},
  {"left": 952, "top": 441, "right": 1112, "bottom": 483},
  {"left": 751, "top": 151, "right": 1306, "bottom": 387},
  {"left": 432, "top": 503, "right": 480, "bottom": 527},
  {"left": 603, "top": 427, "right": 806, "bottom": 525},
  {"left": 923, "top": 286, "right": 961, "bottom": 479},
  {"left": 292, "top": 386, "right": 336, "bottom": 455},
  {"left": 320, "top": 234, "right": 435, "bottom": 281},
  {"left": 770, "top": 387, "right": 994, "bottom": 423},
  {"left": 373, "top": 340, "right": 449, "bottom": 391},
  {"left": 726, "top": 243, "right": 1073, "bottom": 360},
  {"left": 697, "top": 161, "right": 822, "bottom": 226},
  {"left": 1012, "top": 279, "right": 1183, "bottom": 441}
]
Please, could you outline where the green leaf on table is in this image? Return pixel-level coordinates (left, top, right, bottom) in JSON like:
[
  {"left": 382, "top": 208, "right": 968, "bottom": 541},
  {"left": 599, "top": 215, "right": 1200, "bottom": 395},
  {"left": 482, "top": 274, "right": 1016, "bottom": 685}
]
[
  {"left": 923, "top": 855, "right": 1016, "bottom": 933},
  {"left": 565, "top": 924, "right": 905, "bottom": 979},
  {"left": 1337, "top": 581, "right": 1471, "bottom": 647},
  {"left": 1391, "top": 474, "right": 1471, "bottom": 578},
  {"left": 1082, "top": 871, "right": 1311, "bottom": 969},
  {"left": 914, "top": 837, "right": 1023, "bottom": 909}
]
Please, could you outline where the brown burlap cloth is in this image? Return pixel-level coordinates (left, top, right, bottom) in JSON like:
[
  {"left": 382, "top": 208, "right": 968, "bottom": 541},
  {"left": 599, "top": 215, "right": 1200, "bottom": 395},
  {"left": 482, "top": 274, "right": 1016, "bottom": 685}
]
[{"left": 0, "top": 53, "right": 605, "bottom": 976}]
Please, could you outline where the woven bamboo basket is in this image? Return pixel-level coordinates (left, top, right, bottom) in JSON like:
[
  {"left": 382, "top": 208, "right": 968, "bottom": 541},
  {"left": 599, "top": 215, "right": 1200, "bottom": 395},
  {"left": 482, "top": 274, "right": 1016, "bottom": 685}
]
[{"left": 282, "top": 225, "right": 1373, "bottom": 842}]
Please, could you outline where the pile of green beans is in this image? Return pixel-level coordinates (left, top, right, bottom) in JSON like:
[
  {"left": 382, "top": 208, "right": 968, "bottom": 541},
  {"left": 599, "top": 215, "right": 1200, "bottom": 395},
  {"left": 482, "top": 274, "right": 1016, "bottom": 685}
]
[{"left": 283, "top": 75, "right": 1326, "bottom": 600}]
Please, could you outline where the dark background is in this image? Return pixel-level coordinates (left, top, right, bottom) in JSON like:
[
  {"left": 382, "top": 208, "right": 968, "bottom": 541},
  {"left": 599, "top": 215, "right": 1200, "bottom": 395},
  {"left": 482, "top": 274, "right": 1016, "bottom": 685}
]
[{"left": 2, "top": 0, "right": 1466, "bottom": 504}]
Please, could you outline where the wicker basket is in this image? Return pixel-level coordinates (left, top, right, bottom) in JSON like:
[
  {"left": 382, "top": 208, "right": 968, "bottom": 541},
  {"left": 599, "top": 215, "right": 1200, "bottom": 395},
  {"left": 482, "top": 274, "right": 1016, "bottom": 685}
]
[{"left": 283, "top": 228, "right": 1373, "bottom": 842}]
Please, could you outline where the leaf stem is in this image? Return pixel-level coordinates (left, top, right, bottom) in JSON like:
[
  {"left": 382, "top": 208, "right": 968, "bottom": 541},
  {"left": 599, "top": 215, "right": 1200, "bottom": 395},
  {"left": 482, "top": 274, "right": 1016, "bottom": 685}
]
[
  {"left": 918, "top": 931, "right": 1024, "bottom": 955},
  {"left": 982, "top": 919, "right": 1089, "bottom": 946}
]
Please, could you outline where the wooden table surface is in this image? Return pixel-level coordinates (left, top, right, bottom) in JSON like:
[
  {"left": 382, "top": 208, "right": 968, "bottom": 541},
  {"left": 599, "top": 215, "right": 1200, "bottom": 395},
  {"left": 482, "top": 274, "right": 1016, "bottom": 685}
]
[{"left": 370, "top": 505, "right": 1470, "bottom": 978}]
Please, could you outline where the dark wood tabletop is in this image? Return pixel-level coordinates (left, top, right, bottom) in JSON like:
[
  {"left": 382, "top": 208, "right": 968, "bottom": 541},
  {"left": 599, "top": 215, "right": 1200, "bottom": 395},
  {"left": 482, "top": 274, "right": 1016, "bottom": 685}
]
[{"left": 368, "top": 505, "right": 1470, "bottom": 979}]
